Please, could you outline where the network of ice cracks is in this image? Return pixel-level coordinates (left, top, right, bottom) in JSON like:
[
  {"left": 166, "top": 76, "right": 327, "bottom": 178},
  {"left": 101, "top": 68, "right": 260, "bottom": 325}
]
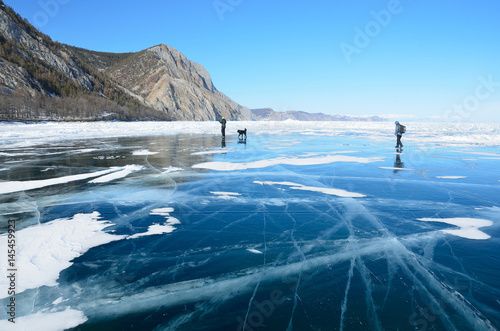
[{"left": 0, "top": 121, "right": 499, "bottom": 330}]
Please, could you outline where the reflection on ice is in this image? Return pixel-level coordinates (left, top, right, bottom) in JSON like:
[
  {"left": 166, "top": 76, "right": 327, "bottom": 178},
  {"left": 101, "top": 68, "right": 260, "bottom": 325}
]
[
  {"left": 379, "top": 166, "right": 413, "bottom": 171},
  {"left": 379, "top": 153, "right": 412, "bottom": 171}
]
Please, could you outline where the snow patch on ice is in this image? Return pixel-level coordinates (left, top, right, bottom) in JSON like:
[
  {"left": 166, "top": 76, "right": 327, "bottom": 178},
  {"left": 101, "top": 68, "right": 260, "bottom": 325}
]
[
  {"left": 435, "top": 176, "right": 467, "bottom": 179},
  {"left": 88, "top": 165, "right": 144, "bottom": 183},
  {"left": 162, "top": 166, "right": 184, "bottom": 174},
  {"left": 128, "top": 223, "right": 176, "bottom": 239},
  {"left": 128, "top": 207, "right": 180, "bottom": 239},
  {"left": 150, "top": 207, "right": 175, "bottom": 216},
  {"left": 191, "top": 149, "right": 229, "bottom": 155},
  {"left": 0, "top": 151, "right": 37, "bottom": 157},
  {"left": 193, "top": 154, "right": 384, "bottom": 171},
  {"left": 52, "top": 297, "right": 68, "bottom": 305},
  {"left": 93, "top": 155, "right": 123, "bottom": 160},
  {"left": 417, "top": 217, "right": 493, "bottom": 240},
  {"left": 247, "top": 248, "right": 264, "bottom": 254},
  {"left": 75, "top": 148, "right": 97, "bottom": 153},
  {"left": 0, "top": 212, "right": 124, "bottom": 298},
  {"left": 210, "top": 191, "right": 242, "bottom": 200},
  {"left": 0, "top": 167, "right": 125, "bottom": 195},
  {"left": 0, "top": 309, "right": 87, "bottom": 331},
  {"left": 254, "top": 181, "right": 366, "bottom": 198},
  {"left": 132, "top": 149, "right": 158, "bottom": 156}
]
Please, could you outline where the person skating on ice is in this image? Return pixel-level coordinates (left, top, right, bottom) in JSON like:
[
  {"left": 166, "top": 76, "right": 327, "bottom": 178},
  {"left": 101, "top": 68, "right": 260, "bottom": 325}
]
[{"left": 395, "top": 121, "right": 405, "bottom": 149}]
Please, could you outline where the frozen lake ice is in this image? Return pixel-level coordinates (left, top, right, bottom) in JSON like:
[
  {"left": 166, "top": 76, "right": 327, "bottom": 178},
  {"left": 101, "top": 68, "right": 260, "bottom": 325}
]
[{"left": 0, "top": 121, "right": 499, "bottom": 330}]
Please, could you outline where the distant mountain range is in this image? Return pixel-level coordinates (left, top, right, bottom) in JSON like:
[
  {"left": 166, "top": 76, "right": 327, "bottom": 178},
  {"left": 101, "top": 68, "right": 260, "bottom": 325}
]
[{"left": 251, "top": 108, "right": 386, "bottom": 121}]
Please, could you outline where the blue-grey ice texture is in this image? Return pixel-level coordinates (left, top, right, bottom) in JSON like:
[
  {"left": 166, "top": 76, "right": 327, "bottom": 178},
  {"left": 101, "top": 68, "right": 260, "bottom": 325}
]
[{"left": 0, "top": 121, "right": 499, "bottom": 330}]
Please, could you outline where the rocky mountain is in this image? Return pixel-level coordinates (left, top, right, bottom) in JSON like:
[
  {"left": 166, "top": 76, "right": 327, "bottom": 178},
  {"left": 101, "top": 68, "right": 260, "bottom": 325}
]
[
  {"left": 105, "top": 44, "right": 252, "bottom": 121},
  {"left": 251, "top": 108, "right": 386, "bottom": 121},
  {"left": 0, "top": 1, "right": 251, "bottom": 121}
]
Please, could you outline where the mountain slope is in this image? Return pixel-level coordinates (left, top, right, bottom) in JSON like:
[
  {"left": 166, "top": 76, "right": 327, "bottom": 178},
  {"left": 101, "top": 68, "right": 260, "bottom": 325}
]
[
  {"left": 0, "top": 1, "right": 250, "bottom": 121},
  {"left": 106, "top": 44, "right": 251, "bottom": 121}
]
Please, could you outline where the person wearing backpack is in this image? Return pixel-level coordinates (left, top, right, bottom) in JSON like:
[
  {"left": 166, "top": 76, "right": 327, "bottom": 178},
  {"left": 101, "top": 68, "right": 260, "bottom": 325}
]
[{"left": 395, "top": 121, "right": 405, "bottom": 149}]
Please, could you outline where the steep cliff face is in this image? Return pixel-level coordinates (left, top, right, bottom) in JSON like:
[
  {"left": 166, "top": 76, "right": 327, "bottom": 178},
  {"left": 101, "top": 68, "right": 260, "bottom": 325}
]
[
  {"left": 107, "top": 44, "right": 251, "bottom": 121},
  {"left": 0, "top": 56, "right": 46, "bottom": 97},
  {"left": 0, "top": 7, "right": 92, "bottom": 90},
  {"left": 0, "top": 2, "right": 251, "bottom": 121}
]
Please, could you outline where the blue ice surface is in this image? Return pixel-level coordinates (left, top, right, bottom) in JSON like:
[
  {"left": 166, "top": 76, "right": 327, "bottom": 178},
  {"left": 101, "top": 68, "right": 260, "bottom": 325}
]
[{"left": 1, "top": 132, "right": 499, "bottom": 330}]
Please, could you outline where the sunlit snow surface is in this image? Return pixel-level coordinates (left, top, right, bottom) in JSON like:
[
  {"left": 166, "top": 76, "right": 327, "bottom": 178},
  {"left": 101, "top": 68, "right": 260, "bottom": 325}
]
[{"left": 1, "top": 121, "right": 500, "bottom": 330}]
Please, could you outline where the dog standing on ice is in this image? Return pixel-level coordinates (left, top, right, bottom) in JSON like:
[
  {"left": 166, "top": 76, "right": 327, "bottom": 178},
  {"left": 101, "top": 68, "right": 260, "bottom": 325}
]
[{"left": 237, "top": 128, "right": 247, "bottom": 140}]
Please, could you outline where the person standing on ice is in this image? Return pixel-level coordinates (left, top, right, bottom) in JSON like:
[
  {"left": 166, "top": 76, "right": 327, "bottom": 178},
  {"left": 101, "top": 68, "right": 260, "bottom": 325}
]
[
  {"left": 394, "top": 121, "right": 404, "bottom": 149},
  {"left": 219, "top": 117, "right": 227, "bottom": 138}
]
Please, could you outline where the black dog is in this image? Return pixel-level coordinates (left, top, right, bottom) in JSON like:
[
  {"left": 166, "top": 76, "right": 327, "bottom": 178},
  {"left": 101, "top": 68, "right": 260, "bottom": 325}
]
[{"left": 237, "top": 128, "right": 247, "bottom": 140}]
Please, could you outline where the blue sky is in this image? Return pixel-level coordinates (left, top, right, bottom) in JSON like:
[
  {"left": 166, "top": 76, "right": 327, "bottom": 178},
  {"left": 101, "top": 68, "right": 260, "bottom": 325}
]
[{"left": 5, "top": 0, "right": 500, "bottom": 121}]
